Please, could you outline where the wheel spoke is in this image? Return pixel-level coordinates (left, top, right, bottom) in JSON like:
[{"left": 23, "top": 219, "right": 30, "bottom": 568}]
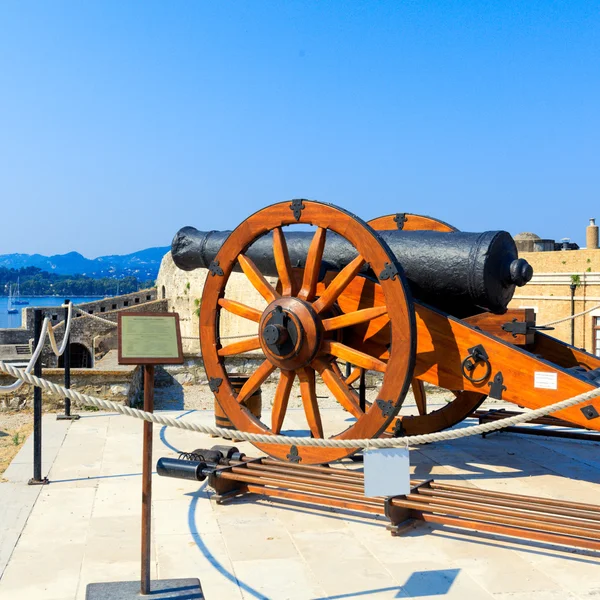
[
  {"left": 271, "top": 370, "right": 295, "bottom": 433},
  {"left": 297, "top": 367, "right": 323, "bottom": 438},
  {"left": 412, "top": 378, "right": 427, "bottom": 415},
  {"left": 345, "top": 367, "right": 362, "bottom": 386},
  {"left": 218, "top": 336, "right": 261, "bottom": 357},
  {"left": 237, "top": 360, "right": 277, "bottom": 404},
  {"left": 313, "top": 358, "right": 363, "bottom": 419},
  {"left": 273, "top": 227, "right": 294, "bottom": 297},
  {"left": 238, "top": 254, "right": 281, "bottom": 303},
  {"left": 321, "top": 340, "right": 386, "bottom": 373},
  {"left": 218, "top": 298, "right": 262, "bottom": 323},
  {"left": 322, "top": 306, "right": 388, "bottom": 331},
  {"left": 298, "top": 227, "right": 326, "bottom": 301},
  {"left": 313, "top": 255, "right": 365, "bottom": 313}
]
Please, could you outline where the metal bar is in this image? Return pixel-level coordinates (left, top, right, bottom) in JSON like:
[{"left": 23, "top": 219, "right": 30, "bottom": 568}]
[
  {"left": 64, "top": 300, "right": 71, "bottom": 416},
  {"left": 417, "top": 487, "right": 600, "bottom": 522},
  {"left": 234, "top": 465, "right": 368, "bottom": 496},
  {"left": 57, "top": 299, "right": 80, "bottom": 421},
  {"left": 407, "top": 492, "right": 600, "bottom": 532},
  {"left": 390, "top": 497, "right": 599, "bottom": 540},
  {"left": 245, "top": 484, "right": 385, "bottom": 515},
  {"left": 217, "top": 470, "right": 382, "bottom": 506},
  {"left": 430, "top": 482, "right": 600, "bottom": 513},
  {"left": 419, "top": 513, "right": 600, "bottom": 552},
  {"left": 28, "top": 309, "right": 47, "bottom": 486},
  {"left": 260, "top": 459, "right": 364, "bottom": 478},
  {"left": 472, "top": 409, "right": 575, "bottom": 428},
  {"left": 359, "top": 368, "right": 366, "bottom": 412},
  {"left": 140, "top": 365, "right": 154, "bottom": 596},
  {"left": 242, "top": 461, "right": 366, "bottom": 486},
  {"left": 484, "top": 424, "right": 600, "bottom": 442},
  {"left": 571, "top": 283, "right": 576, "bottom": 346}
]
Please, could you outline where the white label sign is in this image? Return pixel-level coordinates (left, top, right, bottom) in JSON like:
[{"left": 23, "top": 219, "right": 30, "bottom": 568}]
[
  {"left": 534, "top": 372, "right": 558, "bottom": 390},
  {"left": 364, "top": 448, "right": 410, "bottom": 498}
]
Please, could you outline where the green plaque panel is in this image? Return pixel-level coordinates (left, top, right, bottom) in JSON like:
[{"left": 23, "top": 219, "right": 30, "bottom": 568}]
[{"left": 118, "top": 312, "right": 184, "bottom": 365}]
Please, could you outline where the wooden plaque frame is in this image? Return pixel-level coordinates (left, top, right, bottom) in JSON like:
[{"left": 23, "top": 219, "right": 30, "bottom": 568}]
[{"left": 118, "top": 312, "right": 184, "bottom": 365}]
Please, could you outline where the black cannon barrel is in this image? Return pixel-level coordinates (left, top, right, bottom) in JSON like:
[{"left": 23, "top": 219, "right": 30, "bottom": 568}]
[{"left": 171, "top": 226, "right": 532, "bottom": 316}]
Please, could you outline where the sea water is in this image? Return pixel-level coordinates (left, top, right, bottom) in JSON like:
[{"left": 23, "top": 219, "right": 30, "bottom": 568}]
[{"left": 0, "top": 297, "right": 104, "bottom": 329}]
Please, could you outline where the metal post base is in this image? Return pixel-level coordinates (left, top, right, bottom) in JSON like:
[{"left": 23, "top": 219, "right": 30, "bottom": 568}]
[
  {"left": 27, "top": 477, "right": 49, "bottom": 486},
  {"left": 57, "top": 414, "right": 81, "bottom": 421},
  {"left": 86, "top": 578, "right": 203, "bottom": 599}
]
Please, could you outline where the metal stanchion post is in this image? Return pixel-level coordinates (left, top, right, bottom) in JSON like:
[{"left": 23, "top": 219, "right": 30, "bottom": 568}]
[
  {"left": 29, "top": 309, "right": 48, "bottom": 485},
  {"left": 141, "top": 364, "right": 154, "bottom": 596},
  {"left": 57, "top": 299, "right": 79, "bottom": 421},
  {"left": 359, "top": 368, "right": 366, "bottom": 413}
]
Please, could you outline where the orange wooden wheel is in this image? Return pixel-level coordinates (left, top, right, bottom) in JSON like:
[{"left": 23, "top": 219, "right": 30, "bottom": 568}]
[
  {"left": 200, "top": 200, "right": 416, "bottom": 464},
  {"left": 333, "top": 213, "right": 487, "bottom": 437},
  {"left": 367, "top": 213, "right": 457, "bottom": 232}
]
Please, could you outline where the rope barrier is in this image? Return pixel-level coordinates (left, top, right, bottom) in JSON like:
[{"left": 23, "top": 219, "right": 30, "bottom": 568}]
[
  {"left": 538, "top": 303, "right": 600, "bottom": 327},
  {"left": 0, "top": 303, "right": 73, "bottom": 393},
  {"left": 0, "top": 359, "right": 598, "bottom": 448}
]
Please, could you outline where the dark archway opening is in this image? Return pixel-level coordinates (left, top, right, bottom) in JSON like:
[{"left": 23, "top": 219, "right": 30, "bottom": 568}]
[
  {"left": 161, "top": 285, "right": 166, "bottom": 299},
  {"left": 58, "top": 343, "right": 92, "bottom": 368}
]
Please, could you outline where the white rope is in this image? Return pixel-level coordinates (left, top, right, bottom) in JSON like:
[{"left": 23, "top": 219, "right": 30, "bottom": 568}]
[
  {"left": 538, "top": 303, "right": 600, "bottom": 327},
  {"left": 181, "top": 334, "right": 257, "bottom": 340},
  {"left": 0, "top": 360, "right": 598, "bottom": 448},
  {"left": 72, "top": 306, "right": 117, "bottom": 327},
  {"left": 0, "top": 303, "right": 73, "bottom": 393}
]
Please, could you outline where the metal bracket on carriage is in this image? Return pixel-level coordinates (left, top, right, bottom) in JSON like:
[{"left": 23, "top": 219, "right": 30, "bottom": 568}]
[
  {"left": 384, "top": 479, "right": 434, "bottom": 536},
  {"left": 286, "top": 445, "right": 301, "bottom": 463},
  {"left": 375, "top": 399, "right": 396, "bottom": 418},
  {"left": 208, "top": 260, "right": 224, "bottom": 276},
  {"left": 487, "top": 371, "right": 507, "bottom": 400},
  {"left": 391, "top": 418, "right": 404, "bottom": 437},
  {"left": 461, "top": 345, "right": 492, "bottom": 384},
  {"left": 378, "top": 262, "right": 399, "bottom": 281},
  {"left": 581, "top": 405, "right": 600, "bottom": 420},
  {"left": 501, "top": 319, "right": 554, "bottom": 337},
  {"left": 290, "top": 199, "right": 305, "bottom": 221},
  {"left": 393, "top": 213, "right": 407, "bottom": 230},
  {"left": 208, "top": 377, "right": 223, "bottom": 393}
]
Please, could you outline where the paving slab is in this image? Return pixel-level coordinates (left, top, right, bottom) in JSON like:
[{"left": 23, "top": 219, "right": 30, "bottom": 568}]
[{"left": 0, "top": 408, "right": 598, "bottom": 600}]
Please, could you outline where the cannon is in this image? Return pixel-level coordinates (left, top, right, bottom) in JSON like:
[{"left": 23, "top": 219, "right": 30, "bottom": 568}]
[{"left": 172, "top": 200, "right": 600, "bottom": 464}]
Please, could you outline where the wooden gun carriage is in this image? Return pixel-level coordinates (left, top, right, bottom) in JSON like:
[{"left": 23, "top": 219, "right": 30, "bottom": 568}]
[{"left": 172, "top": 200, "right": 600, "bottom": 465}]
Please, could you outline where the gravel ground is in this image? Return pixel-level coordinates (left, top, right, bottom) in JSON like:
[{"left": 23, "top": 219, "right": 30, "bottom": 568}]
[
  {"left": 0, "top": 411, "right": 34, "bottom": 477},
  {"left": 154, "top": 378, "right": 458, "bottom": 413}
]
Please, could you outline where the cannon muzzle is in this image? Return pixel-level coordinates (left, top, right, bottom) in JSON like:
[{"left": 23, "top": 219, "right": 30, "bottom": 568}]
[{"left": 171, "top": 226, "right": 532, "bottom": 316}]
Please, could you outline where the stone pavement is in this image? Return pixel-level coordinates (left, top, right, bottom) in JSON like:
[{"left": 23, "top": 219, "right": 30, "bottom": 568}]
[{"left": 0, "top": 404, "right": 599, "bottom": 600}]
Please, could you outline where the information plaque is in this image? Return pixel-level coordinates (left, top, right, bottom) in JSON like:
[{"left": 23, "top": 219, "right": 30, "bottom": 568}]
[{"left": 118, "top": 312, "right": 184, "bottom": 365}]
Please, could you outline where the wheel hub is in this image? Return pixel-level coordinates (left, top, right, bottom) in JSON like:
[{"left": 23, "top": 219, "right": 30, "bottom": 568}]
[{"left": 259, "top": 298, "right": 321, "bottom": 370}]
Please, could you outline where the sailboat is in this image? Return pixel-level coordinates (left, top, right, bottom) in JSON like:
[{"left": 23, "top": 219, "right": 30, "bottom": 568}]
[
  {"left": 7, "top": 285, "right": 18, "bottom": 314},
  {"left": 12, "top": 277, "right": 29, "bottom": 305}
]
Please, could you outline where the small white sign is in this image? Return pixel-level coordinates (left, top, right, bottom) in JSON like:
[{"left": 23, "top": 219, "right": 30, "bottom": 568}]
[
  {"left": 534, "top": 371, "right": 558, "bottom": 390},
  {"left": 364, "top": 448, "right": 410, "bottom": 498}
]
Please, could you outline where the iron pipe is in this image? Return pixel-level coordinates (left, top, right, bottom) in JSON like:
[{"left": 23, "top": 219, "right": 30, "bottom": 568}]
[
  {"left": 231, "top": 465, "right": 368, "bottom": 496},
  {"left": 241, "top": 461, "right": 366, "bottom": 486},
  {"left": 430, "top": 482, "right": 600, "bottom": 513},
  {"left": 171, "top": 226, "right": 533, "bottom": 316},
  {"left": 245, "top": 484, "right": 385, "bottom": 515},
  {"left": 419, "top": 513, "right": 600, "bottom": 552},
  {"left": 417, "top": 488, "right": 600, "bottom": 522},
  {"left": 390, "top": 498, "right": 600, "bottom": 539},
  {"left": 407, "top": 493, "right": 600, "bottom": 532}
]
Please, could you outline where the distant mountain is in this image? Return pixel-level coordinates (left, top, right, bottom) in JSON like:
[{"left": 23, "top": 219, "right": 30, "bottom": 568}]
[{"left": 0, "top": 247, "right": 170, "bottom": 280}]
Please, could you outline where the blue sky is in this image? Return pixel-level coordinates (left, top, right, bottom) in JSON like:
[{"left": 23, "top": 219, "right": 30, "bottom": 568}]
[{"left": 1, "top": 1, "right": 599, "bottom": 256}]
